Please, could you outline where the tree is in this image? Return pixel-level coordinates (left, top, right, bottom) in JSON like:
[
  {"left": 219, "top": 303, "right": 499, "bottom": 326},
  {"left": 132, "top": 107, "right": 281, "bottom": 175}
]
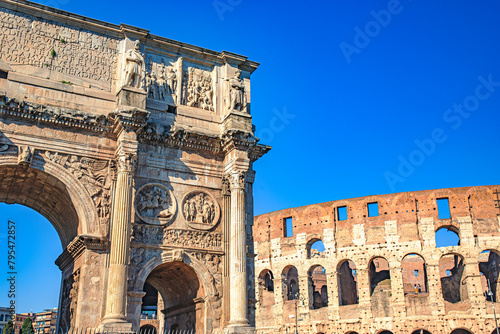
[
  {"left": 21, "top": 318, "right": 34, "bottom": 334},
  {"left": 2, "top": 319, "right": 13, "bottom": 334}
]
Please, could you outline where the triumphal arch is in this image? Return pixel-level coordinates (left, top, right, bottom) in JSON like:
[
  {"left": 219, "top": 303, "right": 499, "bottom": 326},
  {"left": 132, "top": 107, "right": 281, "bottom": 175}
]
[{"left": 0, "top": 1, "right": 269, "bottom": 333}]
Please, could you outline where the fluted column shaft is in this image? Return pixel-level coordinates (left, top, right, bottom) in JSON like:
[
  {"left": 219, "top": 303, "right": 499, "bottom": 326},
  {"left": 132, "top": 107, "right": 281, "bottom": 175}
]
[
  {"left": 228, "top": 171, "right": 249, "bottom": 325},
  {"left": 103, "top": 151, "right": 136, "bottom": 324}
]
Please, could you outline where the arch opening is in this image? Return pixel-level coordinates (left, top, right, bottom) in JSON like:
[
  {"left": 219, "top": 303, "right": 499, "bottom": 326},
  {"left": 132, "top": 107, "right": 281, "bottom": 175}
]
[
  {"left": 142, "top": 261, "right": 205, "bottom": 333},
  {"left": 337, "top": 260, "right": 358, "bottom": 306},
  {"left": 258, "top": 269, "right": 275, "bottom": 307},
  {"left": 308, "top": 265, "right": 327, "bottom": 309},
  {"left": 0, "top": 165, "right": 81, "bottom": 247},
  {"left": 435, "top": 226, "right": 460, "bottom": 248},
  {"left": 139, "top": 325, "right": 157, "bottom": 334},
  {"left": 306, "top": 238, "right": 325, "bottom": 259},
  {"left": 439, "top": 253, "right": 467, "bottom": 303},
  {"left": 411, "top": 331, "right": 431, "bottom": 334},
  {"left": 450, "top": 329, "right": 473, "bottom": 334},
  {"left": 402, "top": 254, "right": 428, "bottom": 295},
  {"left": 479, "top": 250, "right": 500, "bottom": 302},
  {"left": 369, "top": 257, "right": 392, "bottom": 318},
  {"left": 369, "top": 257, "right": 391, "bottom": 296},
  {"left": 282, "top": 266, "right": 299, "bottom": 301},
  {"left": 0, "top": 204, "right": 63, "bottom": 325}
]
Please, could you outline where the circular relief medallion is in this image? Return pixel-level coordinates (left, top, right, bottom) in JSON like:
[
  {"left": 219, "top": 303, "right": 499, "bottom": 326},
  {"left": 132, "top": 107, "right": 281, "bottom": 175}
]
[
  {"left": 135, "top": 183, "right": 177, "bottom": 225},
  {"left": 181, "top": 190, "right": 220, "bottom": 230}
]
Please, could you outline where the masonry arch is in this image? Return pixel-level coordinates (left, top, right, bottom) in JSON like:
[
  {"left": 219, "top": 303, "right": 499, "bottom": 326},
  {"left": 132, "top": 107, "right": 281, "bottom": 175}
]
[
  {"left": 337, "top": 259, "right": 358, "bottom": 306},
  {"left": 450, "top": 328, "right": 473, "bottom": 334},
  {"left": 133, "top": 251, "right": 219, "bottom": 333},
  {"left": 258, "top": 269, "right": 275, "bottom": 307},
  {"left": 308, "top": 265, "right": 327, "bottom": 309},
  {"left": 435, "top": 225, "right": 460, "bottom": 248},
  {"left": 306, "top": 236, "right": 325, "bottom": 259},
  {"left": 139, "top": 324, "right": 157, "bottom": 334},
  {"left": 411, "top": 330, "right": 432, "bottom": 334},
  {"left": 369, "top": 257, "right": 391, "bottom": 295},
  {"left": 440, "top": 253, "right": 467, "bottom": 303},
  {"left": 0, "top": 156, "right": 100, "bottom": 246},
  {"left": 0, "top": 155, "right": 103, "bottom": 329},
  {"left": 478, "top": 249, "right": 500, "bottom": 302},
  {"left": 377, "top": 330, "right": 394, "bottom": 334},
  {"left": 282, "top": 265, "right": 299, "bottom": 300},
  {"left": 402, "top": 253, "right": 428, "bottom": 294}
]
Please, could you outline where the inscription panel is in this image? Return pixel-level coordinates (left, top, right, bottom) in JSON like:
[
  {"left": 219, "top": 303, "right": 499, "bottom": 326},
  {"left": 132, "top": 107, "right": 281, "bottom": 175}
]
[{"left": 0, "top": 8, "right": 118, "bottom": 85}]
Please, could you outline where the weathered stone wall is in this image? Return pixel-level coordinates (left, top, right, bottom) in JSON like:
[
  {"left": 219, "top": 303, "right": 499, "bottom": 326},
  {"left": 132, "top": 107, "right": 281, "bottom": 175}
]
[{"left": 254, "top": 185, "right": 500, "bottom": 334}]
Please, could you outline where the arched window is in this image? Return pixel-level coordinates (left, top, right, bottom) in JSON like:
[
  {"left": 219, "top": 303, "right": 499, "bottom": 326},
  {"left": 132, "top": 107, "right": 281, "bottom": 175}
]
[
  {"left": 401, "top": 253, "right": 428, "bottom": 295},
  {"left": 258, "top": 269, "right": 275, "bottom": 307},
  {"left": 283, "top": 266, "right": 299, "bottom": 300},
  {"left": 411, "top": 330, "right": 432, "bottom": 334},
  {"left": 139, "top": 325, "right": 157, "bottom": 334},
  {"left": 337, "top": 259, "right": 358, "bottom": 306},
  {"left": 307, "top": 238, "right": 325, "bottom": 259},
  {"left": 440, "top": 253, "right": 467, "bottom": 303},
  {"left": 369, "top": 257, "right": 391, "bottom": 296},
  {"left": 478, "top": 250, "right": 500, "bottom": 302},
  {"left": 450, "top": 329, "right": 473, "bottom": 334},
  {"left": 308, "top": 265, "right": 327, "bottom": 309},
  {"left": 435, "top": 226, "right": 460, "bottom": 247}
]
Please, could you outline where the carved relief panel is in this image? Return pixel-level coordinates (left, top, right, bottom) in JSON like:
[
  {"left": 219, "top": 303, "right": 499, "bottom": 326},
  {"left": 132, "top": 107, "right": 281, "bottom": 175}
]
[
  {"left": 44, "top": 151, "right": 111, "bottom": 227},
  {"left": 144, "top": 54, "right": 180, "bottom": 103},
  {"left": 182, "top": 190, "right": 221, "bottom": 230},
  {"left": 134, "top": 183, "right": 177, "bottom": 225},
  {"left": 181, "top": 66, "right": 216, "bottom": 111}
]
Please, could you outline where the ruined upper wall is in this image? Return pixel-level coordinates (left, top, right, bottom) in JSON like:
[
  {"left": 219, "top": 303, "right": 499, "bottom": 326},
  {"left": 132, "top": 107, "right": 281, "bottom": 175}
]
[{"left": 254, "top": 185, "right": 500, "bottom": 251}]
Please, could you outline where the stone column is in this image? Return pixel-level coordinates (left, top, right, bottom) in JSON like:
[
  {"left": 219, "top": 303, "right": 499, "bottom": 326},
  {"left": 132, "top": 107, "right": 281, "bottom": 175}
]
[
  {"left": 228, "top": 171, "right": 250, "bottom": 326},
  {"left": 101, "top": 146, "right": 136, "bottom": 330},
  {"left": 222, "top": 176, "right": 231, "bottom": 325}
]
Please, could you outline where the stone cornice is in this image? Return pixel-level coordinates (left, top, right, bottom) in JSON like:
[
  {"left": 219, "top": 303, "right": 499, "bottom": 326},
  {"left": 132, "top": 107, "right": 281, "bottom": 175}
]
[
  {"left": 109, "top": 107, "right": 150, "bottom": 133},
  {"left": 138, "top": 126, "right": 271, "bottom": 161},
  {"left": 0, "top": 94, "right": 113, "bottom": 132},
  {"left": 139, "top": 125, "right": 223, "bottom": 155},
  {"left": 0, "top": 94, "right": 150, "bottom": 135},
  {"left": 55, "top": 234, "right": 108, "bottom": 270}
]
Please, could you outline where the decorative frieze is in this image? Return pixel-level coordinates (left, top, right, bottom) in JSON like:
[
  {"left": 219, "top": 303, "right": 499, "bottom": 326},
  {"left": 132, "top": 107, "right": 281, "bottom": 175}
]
[{"left": 132, "top": 225, "right": 223, "bottom": 250}]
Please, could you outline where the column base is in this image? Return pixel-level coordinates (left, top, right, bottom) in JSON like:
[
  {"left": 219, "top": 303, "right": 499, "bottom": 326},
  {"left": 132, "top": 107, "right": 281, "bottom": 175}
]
[
  {"left": 99, "top": 316, "right": 133, "bottom": 332},
  {"left": 224, "top": 324, "right": 255, "bottom": 334}
]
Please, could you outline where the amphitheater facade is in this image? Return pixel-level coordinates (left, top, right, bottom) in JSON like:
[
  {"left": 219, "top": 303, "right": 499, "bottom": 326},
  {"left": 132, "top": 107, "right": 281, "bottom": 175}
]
[{"left": 254, "top": 186, "right": 500, "bottom": 334}]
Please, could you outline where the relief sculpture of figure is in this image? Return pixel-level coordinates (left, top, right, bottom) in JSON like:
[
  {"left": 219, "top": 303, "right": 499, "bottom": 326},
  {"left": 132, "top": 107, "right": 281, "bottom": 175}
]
[
  {"left": 123, "top": 40, "right": 145, "bottom": 89},
  {"left": 228, "top": 69, "right": 246, "bottom": 112},
  {"left": 166, "top": 67, "right": 177, "bottom": 94}
]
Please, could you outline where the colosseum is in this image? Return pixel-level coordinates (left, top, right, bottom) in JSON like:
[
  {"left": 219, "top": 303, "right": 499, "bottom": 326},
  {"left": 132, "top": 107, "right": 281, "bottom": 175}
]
[{"left": 253, "top": 185, "right": 500, "bottom": 334}]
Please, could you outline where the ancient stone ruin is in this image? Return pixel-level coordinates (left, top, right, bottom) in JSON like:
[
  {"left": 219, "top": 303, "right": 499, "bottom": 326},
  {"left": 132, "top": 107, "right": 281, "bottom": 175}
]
[{"left": 254, "top": 186, "right": 500, "bottom": 334}]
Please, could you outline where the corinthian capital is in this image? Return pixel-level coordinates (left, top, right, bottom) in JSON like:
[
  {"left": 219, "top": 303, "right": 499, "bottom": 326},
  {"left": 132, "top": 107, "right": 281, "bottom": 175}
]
[
  {"left": 116, "top": 151, "right": 137, "bottom": 173},
  {"left": 228, "top": 170, "right": 246, "bottom": 190}
]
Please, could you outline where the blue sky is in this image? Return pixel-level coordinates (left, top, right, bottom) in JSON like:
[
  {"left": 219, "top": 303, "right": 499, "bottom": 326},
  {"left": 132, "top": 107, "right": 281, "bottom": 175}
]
[{"left": 1, "top": 0, "right": 500, "bottom": 313}]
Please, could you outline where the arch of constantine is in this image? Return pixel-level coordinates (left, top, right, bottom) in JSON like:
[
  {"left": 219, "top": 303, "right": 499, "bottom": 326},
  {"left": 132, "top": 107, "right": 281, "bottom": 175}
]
[
  {"left": 0, "top": 0, "right": 269, "bottom": 333},
  {"left": 254, "top": 186, "right": 500, "bottom": 334}
]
